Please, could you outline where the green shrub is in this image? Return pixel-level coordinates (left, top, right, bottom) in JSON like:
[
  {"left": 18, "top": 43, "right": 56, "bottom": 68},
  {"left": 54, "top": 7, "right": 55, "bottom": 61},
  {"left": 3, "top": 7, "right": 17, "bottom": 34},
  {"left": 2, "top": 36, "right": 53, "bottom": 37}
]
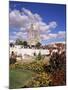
[
  {"left": 10, "top": 57, "right": 16, "bottom": 64},
  {"left": 15, "top": 61, "right": 45, "bottom": 72},
  {"left": 36, "top": 52, "right": 42, "bottom": 60},
  {"left": 23, "top": 72, "right": 52, "bottom": 87}
]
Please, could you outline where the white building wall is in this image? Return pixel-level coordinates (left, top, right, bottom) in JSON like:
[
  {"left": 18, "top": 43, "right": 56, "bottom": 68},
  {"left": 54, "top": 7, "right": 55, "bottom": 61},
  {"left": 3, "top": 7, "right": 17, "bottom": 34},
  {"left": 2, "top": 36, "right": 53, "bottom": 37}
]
[{"left": 10, "top": 46, "right": 50, "bottom": 59}]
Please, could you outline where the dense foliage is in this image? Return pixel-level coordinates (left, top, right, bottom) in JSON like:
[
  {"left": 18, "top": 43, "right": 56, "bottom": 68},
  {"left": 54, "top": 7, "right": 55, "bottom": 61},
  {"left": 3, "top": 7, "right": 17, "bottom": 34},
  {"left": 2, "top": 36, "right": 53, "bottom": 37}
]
[
  {"left": 15, "top": 61, "right": 45, "bottom": 72},
  {"left": 51, "top": 69, "right": 66, "bottom": 86},
  {"left": 23, "top": 41, "right": 28, "bottom": 48},
  {"left": 23, "top": 72, "right": 52, "bottom": 87},
  {"left": 10, "top": 52, "right": 17, "bottom": 64},
  {"left": 10, "top": 50, "right": 66, "bottom": 88},
  {"left": 36, "top": 52, "right": 42, "bottom": 60},
  {"left": 35, "top": 42, "right": 41, "bottom": 49},
  {"left": 10, "top": 43, "right": 14, "bottom": 47},
  {"left": 15, "top": 39, "right": 23, "bottom": 45},
  {"left": 44, "top": 51, "right": 66, "bottom": 86}
]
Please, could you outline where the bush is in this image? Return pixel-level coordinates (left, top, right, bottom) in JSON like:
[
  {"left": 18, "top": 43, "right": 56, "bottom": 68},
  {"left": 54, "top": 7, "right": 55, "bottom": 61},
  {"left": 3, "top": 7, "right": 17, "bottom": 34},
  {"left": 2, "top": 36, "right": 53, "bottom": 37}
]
[
  {"left": 36, "top": 52, "right": 42, "bottom": 60},
  {"left": 49, "top": 52, "right": 66, "bottom": 72},
  {"left": 15, "top": 61, "right": 45, "bottom": 72},
  {"left": 48, "top": 51, "right": 66, "bottom": 86},
  {"left": 23, "top": 72, "right": 52, "bottom": 87},
  {"left": 15, "top": 51, "right": 66, "bottom": 87},
  {"left": 43, "top": 65, "right": 51, "bottom": 73},
  {"left": 10, "top": 58, "right": 16, "bottom": 64},
  {"left": 51, "top": 69, "right": 66, "bottom": 86},
  {"left": 10, "top": 51, "right": 17, "bottom": 64}
]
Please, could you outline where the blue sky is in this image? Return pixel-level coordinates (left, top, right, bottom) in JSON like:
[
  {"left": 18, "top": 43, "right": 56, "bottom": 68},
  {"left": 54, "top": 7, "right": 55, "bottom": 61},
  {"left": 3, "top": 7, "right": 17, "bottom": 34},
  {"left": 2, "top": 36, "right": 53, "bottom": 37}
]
[{"left": 9, "top": 1, "right": 66, "bottom": 45}]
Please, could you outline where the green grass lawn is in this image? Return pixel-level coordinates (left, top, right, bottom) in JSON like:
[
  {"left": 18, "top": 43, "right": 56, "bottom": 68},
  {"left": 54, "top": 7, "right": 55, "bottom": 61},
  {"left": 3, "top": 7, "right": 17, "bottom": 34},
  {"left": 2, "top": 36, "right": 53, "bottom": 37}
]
[{"left": 9, "top": 69, "right": 34, "bottom": 89}]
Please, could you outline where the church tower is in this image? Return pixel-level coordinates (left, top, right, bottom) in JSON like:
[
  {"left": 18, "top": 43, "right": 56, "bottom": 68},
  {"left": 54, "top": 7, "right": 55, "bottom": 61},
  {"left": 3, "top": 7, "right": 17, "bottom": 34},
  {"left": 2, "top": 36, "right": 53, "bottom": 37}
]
[{"left": 28, "top": 23, "right": 40, "bottom": 46}]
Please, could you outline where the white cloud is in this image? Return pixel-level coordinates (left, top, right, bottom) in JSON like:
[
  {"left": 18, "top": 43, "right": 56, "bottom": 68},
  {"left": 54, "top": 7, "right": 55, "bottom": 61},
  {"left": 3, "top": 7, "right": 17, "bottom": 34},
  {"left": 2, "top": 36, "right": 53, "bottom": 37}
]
[
  {"left": 22, "top": 8, "right": 42, "bottom": 22},
  {"left": 49, "top": 33, "right": 57, "bottom": 38},
  {"left": 41, "top": 34, "right": 51, "bottom": 40},
  {"left": 10, "top": 39, "right": 15, "bottom": 43},
  {"left": 9, "top": 8, "right": 66, "bottom": 43},
  {"left": 16, "top": 31, "right": 27, "bottom": 36},
  {"left": 49, "top": 21, "right": 57, "bottom": 29},
  {"left": 41, "top": 33, "right": 57, "bottom": 40},
  {"left": 58, "top": 31, "right": 66, "bottom": 38},
  {"left": 9, "top": 35, "right": 18, "bottom": 40},
  {"left": 41, "top": 31, "right": 65, "bottom": 40},
  {"left": 50, "top": 41, "right": 66, "bottom": 44},
  {"left": 9, "top": 9, "right": 29, "bottom": 28},
  {"left": 10, "top": 31, "right": 27, "bottom": 42},
  {"left": 9, "top": 8, "right": 57, "bottom": 32},
  {"left": 13, "top": 31, "right": 17, "bottom": 34}
]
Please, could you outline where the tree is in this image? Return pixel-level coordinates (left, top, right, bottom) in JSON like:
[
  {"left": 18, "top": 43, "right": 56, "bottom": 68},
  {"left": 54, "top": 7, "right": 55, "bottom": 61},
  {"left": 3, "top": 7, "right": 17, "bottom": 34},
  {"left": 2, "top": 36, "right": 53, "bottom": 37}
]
[
  {"left": 10, "top": 43, "right": 14, "bottom": 47},
  {"left": 51, "top": 69, "right": 66, "bottom": 86},
  {"left": 35, "top": 42, "right": 41, "bottom": 49},
  {"left": 43, "top": 51, "right": 66, "bottom": 73},
  {"left": 43, "top": 51, "right": 66, "bottom": 86},
  {"left": 36, "top": 52, "right": 42, "bottom": 60},
  {"left": 10, "top": 51, "right": 17, "bottom": 64},
  {"left": 15, "top": 39, "right": 23, "bottom": 45},
  {"left": 49, "top": 52, "right": 60, "bottom": 72},
  {"left": 23, "top": 41, "right": 28, "bottom": 48}
]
